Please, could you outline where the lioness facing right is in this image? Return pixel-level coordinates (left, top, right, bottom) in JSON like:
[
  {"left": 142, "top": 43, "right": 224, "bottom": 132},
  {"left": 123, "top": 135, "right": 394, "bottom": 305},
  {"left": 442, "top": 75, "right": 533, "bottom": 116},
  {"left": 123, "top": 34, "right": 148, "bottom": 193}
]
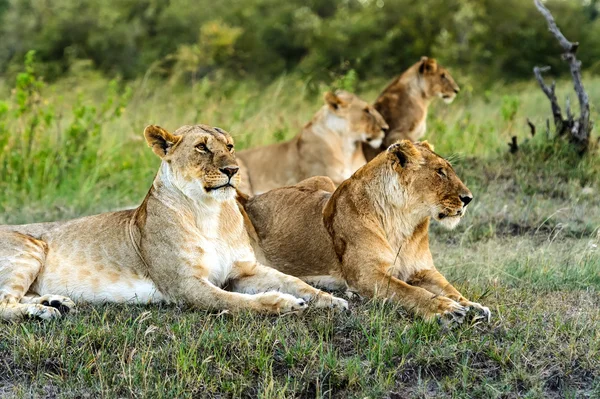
[
  {"left": 363, "top": 56, "right": 460, "bottom": 161},
  {"left": 237, "top": 90, "right": 388, "bottom": 195},
  {"left": 241, "top": 140, "right": 491, "bottom": 324}
]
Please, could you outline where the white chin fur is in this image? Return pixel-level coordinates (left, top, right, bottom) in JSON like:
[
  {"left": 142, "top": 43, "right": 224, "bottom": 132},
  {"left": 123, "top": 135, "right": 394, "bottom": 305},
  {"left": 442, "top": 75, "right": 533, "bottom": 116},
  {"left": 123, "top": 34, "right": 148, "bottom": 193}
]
[
  {"left": 442, "top": 96, "right": 455, "bottom": 104},
  {"left": 438, "top": 216, "right": 461, "bottom": 230},
  {"left": 207, "top": 186, "right": 236, "bottom": 201},
  {"left": 368, "top": 138, "right": 383, "bottom": 148}
]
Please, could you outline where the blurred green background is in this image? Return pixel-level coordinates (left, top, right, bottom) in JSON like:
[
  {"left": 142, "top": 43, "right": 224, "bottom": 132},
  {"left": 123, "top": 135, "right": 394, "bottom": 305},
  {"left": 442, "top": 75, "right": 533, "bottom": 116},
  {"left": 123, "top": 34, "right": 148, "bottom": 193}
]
[{"left": 1, "top": 0, "right": 599, "bottom": 85}]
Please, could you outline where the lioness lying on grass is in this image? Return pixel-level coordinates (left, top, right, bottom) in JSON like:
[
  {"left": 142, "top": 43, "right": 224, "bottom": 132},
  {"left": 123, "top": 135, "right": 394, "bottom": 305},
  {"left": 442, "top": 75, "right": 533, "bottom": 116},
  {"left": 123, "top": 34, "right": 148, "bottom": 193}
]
[
  {"left": 237, "top": 90, "right": 388, "bottom": 195},
  {"left": 241, "top": 140, "right": 490, "bottom": 325},
  {"left": 0, "top": 124, "right": 347, "bottom": 321}
]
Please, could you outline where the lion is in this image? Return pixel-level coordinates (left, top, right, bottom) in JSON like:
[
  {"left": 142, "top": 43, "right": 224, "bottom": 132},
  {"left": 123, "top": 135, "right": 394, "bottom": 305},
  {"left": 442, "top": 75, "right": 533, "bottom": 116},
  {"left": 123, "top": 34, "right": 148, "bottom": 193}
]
[
  {"left": 240, "top": 140, "right": 491, "bottom": 324},
  {"left": 363, "top": 56, "right": 460, "bottom": 161},
  {"left": 0, "top": 124, "right": 347, "bottom": 321},
  {"left": 236, "top": 90, "right": 388, "bottom": 195}
]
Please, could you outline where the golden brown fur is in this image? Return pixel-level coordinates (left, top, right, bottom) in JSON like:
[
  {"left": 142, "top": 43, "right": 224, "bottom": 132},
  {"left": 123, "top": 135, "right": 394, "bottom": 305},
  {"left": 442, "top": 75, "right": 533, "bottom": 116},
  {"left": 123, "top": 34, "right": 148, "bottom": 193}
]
[
  {"left": 363, "top": 57, "right": 460, "bottom": 161},
  {"left": 0, "top": 124, "right": 347, "bottom": 321},
  {"left": 242, "top": 141, "right": 490, "bottom": 324},
  {"left": 237, "top": 90, "right": 388, "bottom": 194}
]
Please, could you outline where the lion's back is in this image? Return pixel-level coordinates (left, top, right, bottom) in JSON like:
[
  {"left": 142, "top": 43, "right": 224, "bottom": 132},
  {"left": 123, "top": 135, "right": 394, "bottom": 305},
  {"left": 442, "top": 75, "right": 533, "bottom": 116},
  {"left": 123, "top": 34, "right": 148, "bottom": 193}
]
[{"left": 245, "top": 181, "right": 339, "bottom": 276}]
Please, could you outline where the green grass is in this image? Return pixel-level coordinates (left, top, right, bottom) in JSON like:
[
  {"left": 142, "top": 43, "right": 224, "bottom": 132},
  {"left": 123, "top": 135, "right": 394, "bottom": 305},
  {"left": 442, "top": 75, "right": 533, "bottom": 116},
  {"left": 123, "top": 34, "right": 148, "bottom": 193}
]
[{"left": 1, "top": 68, "right": 599, "bottom": 397}]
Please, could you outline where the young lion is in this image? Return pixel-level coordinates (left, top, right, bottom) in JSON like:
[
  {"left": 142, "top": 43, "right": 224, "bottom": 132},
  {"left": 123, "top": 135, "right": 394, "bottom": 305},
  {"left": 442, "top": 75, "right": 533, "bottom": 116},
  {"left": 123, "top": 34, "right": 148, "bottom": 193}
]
[
  {"left": 0, "top": 124, "right": 347, "bottom": 321},
  {"left": 363, "top": 56, "right": 460, "bottom": 161},
  {"left": 237, "top": 90, "right": 388, "bottom": 195},
  {"left": 241, "top": 141, "right": 490, "bottom": 324}
]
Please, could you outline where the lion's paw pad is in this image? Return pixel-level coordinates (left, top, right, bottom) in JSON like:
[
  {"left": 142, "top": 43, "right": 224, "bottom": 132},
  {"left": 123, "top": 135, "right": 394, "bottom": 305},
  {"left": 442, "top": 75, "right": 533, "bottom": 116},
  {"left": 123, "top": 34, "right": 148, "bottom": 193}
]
[
  {"left": 25, "top": 304, "right": 61, "bottom": 321},
  {"left": 39, "top": 295, "right": 76, "bottom": 315}
]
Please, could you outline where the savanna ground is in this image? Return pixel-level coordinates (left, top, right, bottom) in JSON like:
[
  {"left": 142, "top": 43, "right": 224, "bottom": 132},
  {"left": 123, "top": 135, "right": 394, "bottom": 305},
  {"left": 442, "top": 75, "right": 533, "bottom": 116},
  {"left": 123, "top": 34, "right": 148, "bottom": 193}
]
[{"left": 0, "top": 64, "right": 599, "bottom": 398}]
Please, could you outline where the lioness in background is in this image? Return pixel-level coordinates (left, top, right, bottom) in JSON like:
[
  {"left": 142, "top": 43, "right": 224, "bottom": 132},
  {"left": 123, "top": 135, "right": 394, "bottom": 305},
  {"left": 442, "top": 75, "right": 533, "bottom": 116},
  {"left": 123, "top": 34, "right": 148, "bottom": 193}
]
[
  {"left": 240, "top": 140, "right": 490, "bottom": 324},
  {"left": 363, "top": 57, "right": 460, "bottom": 161},
  {"left": 0, "top": 124, "right": 347, "bottom": 321},
  {"left": 237, "top": 90, "right": 388, "bottom": 195}
]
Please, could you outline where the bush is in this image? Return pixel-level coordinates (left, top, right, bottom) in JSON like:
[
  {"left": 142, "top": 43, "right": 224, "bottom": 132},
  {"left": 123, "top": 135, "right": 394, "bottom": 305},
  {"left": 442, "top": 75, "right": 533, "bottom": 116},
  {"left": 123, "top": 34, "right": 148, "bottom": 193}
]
[{"left": 0, "top": 51, "right": 132, "bottom": 208}]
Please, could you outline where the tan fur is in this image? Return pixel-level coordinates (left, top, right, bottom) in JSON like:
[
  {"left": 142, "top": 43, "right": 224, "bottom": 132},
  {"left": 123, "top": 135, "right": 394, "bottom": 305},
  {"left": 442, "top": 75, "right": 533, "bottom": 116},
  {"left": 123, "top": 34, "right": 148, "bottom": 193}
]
[
  {"left": 242, "top": 141, "right": 491, "bottom": 324},
  {"left": 237, "top": 90, "right": 388, "bottom": 194},
  {"left": 363, "top": 57, "right": 460, "bottom": 161},
  {"left": 0, "top": 124, "right": 347, "bottom": 321}
]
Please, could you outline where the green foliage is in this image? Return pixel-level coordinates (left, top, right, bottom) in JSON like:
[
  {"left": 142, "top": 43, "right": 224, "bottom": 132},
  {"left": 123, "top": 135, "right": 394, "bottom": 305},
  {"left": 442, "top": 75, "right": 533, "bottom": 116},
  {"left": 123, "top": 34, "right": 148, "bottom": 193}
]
[
  {"left": 0, "top": 0, "right": 598, "bottom": 85},
  {"left": 332, "top": 69, "right": 359, "bottom": 93},
  {"left": 0, "top": 53, "right": 132, "bottom": 214},
  {"left": 500, "top": 95, "right": 520, "bottom": 124},
  {"left": 170, "top": 20, "right": 243, "bottom": 83}
]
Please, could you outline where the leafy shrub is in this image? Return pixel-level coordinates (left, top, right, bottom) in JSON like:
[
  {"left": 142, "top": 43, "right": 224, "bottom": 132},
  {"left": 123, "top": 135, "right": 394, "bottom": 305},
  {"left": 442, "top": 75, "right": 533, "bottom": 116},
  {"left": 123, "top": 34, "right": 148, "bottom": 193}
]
[{"left": 0, "top": 51, "right": 132, "bottom": 207}]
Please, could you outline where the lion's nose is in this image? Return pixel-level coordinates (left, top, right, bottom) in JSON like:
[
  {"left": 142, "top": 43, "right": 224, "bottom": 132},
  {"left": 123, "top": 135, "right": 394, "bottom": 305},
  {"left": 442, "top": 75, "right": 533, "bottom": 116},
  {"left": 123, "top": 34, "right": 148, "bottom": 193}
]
[
  {"left": 460, "top": 195, "right": 472, "bottom": 206},
  {"left": 220, "top": 166, "right": 239, "bottom": 178},
  {"left": 454, "top": 88, "right": 460, "bottom": 93}
]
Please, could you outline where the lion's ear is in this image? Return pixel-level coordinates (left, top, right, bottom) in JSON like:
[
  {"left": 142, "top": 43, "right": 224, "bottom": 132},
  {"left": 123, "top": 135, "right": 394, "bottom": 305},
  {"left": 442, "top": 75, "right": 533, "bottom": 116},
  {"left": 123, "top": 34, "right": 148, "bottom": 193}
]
[
  {"left": 419, "top": 56, "right": 438, "bottom": 74},
  {"left": 387, "top": 140, "right": 422, "bottom": 167},
  {"left": 420, "top": 140, "right": 435, "bottom": 152},
  {"left": 324, "top": 91, "right": 346, "bottom": 110},
  {"left": 144, "top": 125, "right": 181, "bottom": 158}
]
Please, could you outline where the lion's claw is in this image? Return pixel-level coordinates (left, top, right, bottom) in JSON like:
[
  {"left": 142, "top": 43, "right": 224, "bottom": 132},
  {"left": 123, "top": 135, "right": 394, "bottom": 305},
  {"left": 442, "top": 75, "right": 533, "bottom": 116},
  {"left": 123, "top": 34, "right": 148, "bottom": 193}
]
[{"left": 462, "top": 301, "right": 492, "bottom": 323}]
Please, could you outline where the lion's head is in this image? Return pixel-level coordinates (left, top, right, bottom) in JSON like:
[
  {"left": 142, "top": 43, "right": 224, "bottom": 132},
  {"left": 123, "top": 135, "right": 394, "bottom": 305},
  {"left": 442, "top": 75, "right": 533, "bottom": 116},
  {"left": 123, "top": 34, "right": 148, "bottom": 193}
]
[
  {"left": 372, "top": 140, "right": 472, "bottom": 229},
  {"left": 145, "top": 124, "right": 240, "bottom": 201},
  {"left": 417, "top": 57, "right": 460, "bottom": 104},
  {"left": 322, "top": 90, "right": 389, "bottom": 148}
]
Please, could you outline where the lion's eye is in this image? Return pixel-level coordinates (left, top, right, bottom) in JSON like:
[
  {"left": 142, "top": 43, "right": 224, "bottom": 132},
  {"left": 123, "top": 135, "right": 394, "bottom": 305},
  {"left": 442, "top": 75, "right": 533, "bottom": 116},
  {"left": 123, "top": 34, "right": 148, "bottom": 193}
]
[
  {"left": 226, "top": 144, "right": 234, "bottom": 151},
  {"left": 196, "top": 143, "right": 209, "bottom": 153},
  {"left": 437, "top": 168, "right": 447, "bottom": 178},
  {"left": 441, "top": 73, "right": 446, "bottom": 79},
  {"left": 364, "top": 107, "right": 370, "bottom": 114}
]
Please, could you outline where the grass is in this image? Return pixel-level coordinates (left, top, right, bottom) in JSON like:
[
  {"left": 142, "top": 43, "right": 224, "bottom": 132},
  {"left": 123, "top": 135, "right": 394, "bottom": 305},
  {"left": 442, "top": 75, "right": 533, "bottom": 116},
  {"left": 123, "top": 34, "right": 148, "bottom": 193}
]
[{"left": 0, "top": 65, "right": 599, "bottom": 397}]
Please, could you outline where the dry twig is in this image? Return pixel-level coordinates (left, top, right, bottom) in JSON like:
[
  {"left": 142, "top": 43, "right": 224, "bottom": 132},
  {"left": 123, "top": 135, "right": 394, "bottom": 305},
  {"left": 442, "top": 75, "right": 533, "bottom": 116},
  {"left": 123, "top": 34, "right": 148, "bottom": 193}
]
[{"left": 533, "top": 0, "right": 592, "bottom": 149}]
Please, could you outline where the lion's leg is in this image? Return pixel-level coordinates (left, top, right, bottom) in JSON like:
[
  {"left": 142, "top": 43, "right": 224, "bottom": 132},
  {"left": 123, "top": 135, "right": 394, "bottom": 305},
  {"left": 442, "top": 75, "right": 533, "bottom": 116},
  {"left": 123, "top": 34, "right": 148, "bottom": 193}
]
[
  {"left": 407, "top": 269, "right": 491, "bottom": 322},
  {"left": 300, "top": 275, "right": 347, "bottom": 291},
  {"left": 179, "top": 276, "right": 308, "bottom": 315},
  {"left": 0, "top": 231, "right": 63, "bottom": 321},
  {"left": 350, "top": 269, "right": 468, "bottom": 324},
  {"left": 228, "top": 262, "right": 348, "bottom": 309}
]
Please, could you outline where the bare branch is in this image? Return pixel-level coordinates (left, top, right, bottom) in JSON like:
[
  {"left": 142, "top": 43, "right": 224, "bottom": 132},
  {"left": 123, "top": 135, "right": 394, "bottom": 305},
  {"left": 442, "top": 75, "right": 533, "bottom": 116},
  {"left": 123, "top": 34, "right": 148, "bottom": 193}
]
[
  {"left": 533, "top": 66, "right": 564, "bottom": 133},
  {"left": 533, "top": 0, "right": 591, "bottom": 148},
  {"left": 508, "top": 136, "right": 519, "bottom": 154},
  {"left": 564, "top": 54, "right": 592, "bottom": 139},
  {"left": 534, "top": 0, "right": 578, "bottom": 52},
  {"left": 526, "top": 118, "right": 536, "bottom": 137}
]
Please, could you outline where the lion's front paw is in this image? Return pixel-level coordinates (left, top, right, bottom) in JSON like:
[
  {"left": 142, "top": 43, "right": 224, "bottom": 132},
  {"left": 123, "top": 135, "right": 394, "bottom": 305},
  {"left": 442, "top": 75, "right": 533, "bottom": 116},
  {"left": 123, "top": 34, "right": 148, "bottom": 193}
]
[
  {"left": 25, "top": 304, "right": 62, "bottom": 321},
  {"left": 257, "top": 292, "right": 308, "bottom": 314},
  {"left": 429, "top": 296, "right": 468, "bottom": 327},
  {"left": 38, "top": 295, "right": 76, "bottom": 315},
  {"left": 461, "top": 301, "right": 492, "bottom": 323},
  {"left": 311, "top": 292, "right": 349, "bottom": 310}
]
